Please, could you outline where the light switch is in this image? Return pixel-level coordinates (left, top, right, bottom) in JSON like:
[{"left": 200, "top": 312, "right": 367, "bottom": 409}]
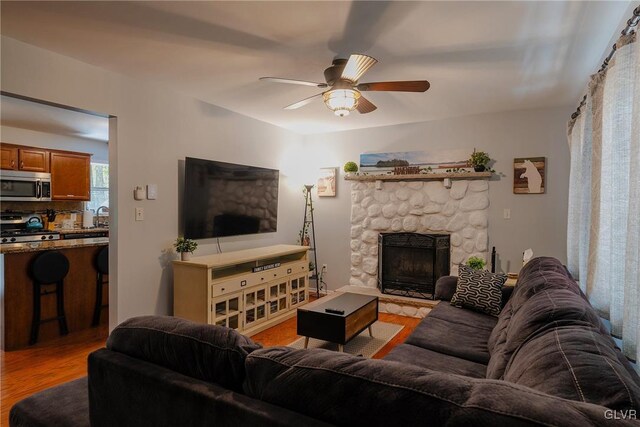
[
  {"left": 135, "top": 207, "right": 144, "bottom": 221},
  {"left": 147, "top": 184, "right": 158, "bottom": 200},
  {"left": 503, "top": 208, "right": 511, "bottom": 219}
]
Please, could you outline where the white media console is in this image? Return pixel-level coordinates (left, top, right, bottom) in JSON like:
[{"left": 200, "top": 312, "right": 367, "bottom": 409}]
[{"left": 172, "top": 244, "right": 310, "bottom": 336}]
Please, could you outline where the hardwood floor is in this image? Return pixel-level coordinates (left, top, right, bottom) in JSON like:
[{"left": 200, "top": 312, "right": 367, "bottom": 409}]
[
  {"left": 1, "top": 325, "right": 109, "bottom": 426},
  {"left": 1, "top": 308, "right": 420, "bottom": 426}
]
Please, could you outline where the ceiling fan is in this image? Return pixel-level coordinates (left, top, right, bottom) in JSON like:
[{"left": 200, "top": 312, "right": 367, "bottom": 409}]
[{"left": 259, "top": 53, "right": 430, "bottom": 117}]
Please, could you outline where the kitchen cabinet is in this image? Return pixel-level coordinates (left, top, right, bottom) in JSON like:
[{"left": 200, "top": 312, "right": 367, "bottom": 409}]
[
  {"left": 18, "top": 147, "right": 49, "bottom": 172},
  {"left": 1, "top": 144, "right": 49, "bottom": 172},
  {"left": 50, "top": 151, "right": 91, "bottom": 200},
  {"left": 1, "top": 145, "right": 18, "bottom": 170}
]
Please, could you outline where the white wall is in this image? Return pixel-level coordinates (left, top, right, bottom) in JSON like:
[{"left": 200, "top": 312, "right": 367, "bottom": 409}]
[
  {"left": 1, "top": 36, "right": 305, "bottom": 326},
  {"left": 0, "top": 126, "right": 109, "bottom": 163},
  {"left": 300, "top": 106, "right": 572, "bottom": 289},
  {"left": 1, "top": 35, "right": 573, "bottom": 320}
]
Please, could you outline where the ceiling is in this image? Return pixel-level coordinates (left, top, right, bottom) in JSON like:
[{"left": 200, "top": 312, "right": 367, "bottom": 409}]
[
  {"left": 0, "top": 1, "right": 632, "bottom": 135},
  {"left": 1, "top": 95, "right": 109, "bottom": 141}
]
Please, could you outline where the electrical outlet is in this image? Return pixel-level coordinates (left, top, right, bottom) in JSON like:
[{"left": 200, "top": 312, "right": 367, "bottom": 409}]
[
  {"left": 503, "top": 208, "right": 511, "bottom": 219},
  {"left": 322, "top": 264, "right": 328, "bottom": 272},
  {"left": 135, "top": 207, "right": 144, "bottom": 221}
]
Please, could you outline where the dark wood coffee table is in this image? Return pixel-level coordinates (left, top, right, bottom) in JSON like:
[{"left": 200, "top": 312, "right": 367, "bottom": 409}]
[{"left": 297, "top": 292, "right": 378, "bottom": 352}]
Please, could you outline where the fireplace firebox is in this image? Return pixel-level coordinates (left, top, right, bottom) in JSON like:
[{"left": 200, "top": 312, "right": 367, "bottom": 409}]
[{"left": 377, "top": 232, "right": 450, "bottom": 300}]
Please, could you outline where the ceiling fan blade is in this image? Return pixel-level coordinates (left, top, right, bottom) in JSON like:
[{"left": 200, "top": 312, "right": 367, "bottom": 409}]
[
  {"left": 341, "top": 54, "right": 378, "bottom": 83},
  {"left": 357, "top": 81, "right": 430, "bottom": 92},
  {"left": 284, "top": 93, "right": 324, "bottom": 110},
  {"left": 260, "top": 77, "right": 327, "bottom": 88},
  {"left": 356, "top": 95, "right": 377, "bottom": 114}
]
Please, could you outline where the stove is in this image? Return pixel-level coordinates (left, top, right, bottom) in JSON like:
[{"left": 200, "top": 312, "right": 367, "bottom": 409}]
[
  {"left": 0, "top": 212, "right": 61, "bottom": 243},
  {"left": 1, "top": 229, "right": 61, "bottom": 243}
]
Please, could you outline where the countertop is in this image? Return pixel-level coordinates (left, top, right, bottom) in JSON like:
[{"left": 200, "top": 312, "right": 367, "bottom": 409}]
[
  {"left": 0, "top": 237, "right": 109, "bottom": 254},
  {"left": 59, "top": 227, "right": 109, "bottom": 235}
]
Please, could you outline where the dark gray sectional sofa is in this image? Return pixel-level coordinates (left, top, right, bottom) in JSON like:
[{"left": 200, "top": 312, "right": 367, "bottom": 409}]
[{"left": 10, "top": 257, "right": 640, "bottom": 426}]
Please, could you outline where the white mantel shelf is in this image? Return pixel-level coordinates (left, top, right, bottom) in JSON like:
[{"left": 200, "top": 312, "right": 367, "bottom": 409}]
[{"left": 344, "top": 172, "right": 492, "bottom": 182}]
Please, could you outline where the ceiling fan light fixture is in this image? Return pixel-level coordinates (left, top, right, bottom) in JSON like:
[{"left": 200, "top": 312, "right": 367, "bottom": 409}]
[
  {"left": 341, "top": 54, "right": 378, "bottom": 83},
  {"left": 323, "top": 89, "right": 360, "bottom": 117}
]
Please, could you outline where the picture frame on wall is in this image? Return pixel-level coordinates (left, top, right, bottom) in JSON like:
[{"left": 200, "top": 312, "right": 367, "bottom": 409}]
[
  {"left": 317, "top": 167, "right": 337, "bottom": 197},
  {"left": 513, "top": 157, "right": 545, "bottom": 194}
]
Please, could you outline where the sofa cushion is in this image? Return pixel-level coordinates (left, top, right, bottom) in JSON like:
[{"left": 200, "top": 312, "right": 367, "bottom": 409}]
[
  {"left": 106, "top": 315, "right": 261, "bottom": 392},
  {"left": 10, "top": 377, "right": 89, "bottom": 427},
  {"left": 487, "top": 257, "right": 587, "bottom": 379},
  {"left": 508, "top": 258, "right": 583, "bottom": 314},
  {"left": 517, "top": 256, "right": 573, "bottom": 283},
  {"left": 384, "top": 343, "right": 487, "bottom": 378},
  {"left": 428, "top": 301, "right": 498, "bottom": 332},
  {"left": 405, "top": 311, "right": 493, "bottom": 364},
  {"left": 244, "top": 346, "right": 637, "bottom": 427},
  {"left": 434, "top": 275, "right": 458, "bottom": 301},
  {"left": 487, "top": 287, "right": 605, "bottom": 379},
  {"left": 503, "top": 325, "right": 640, "bottom": 411},
  {"left": 88, "top": 348, "right": 330, "bottom": 427},
  {"left": 487, "top": 295, "right": 512, "bottom": 356},
  {"left": 451, "top": 265, "right": 506, "bottom": 316}
]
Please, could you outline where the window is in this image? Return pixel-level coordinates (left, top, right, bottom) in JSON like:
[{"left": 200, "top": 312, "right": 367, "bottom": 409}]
[{"left": 87, "top": 163, "right": 109, "bottom": 212}]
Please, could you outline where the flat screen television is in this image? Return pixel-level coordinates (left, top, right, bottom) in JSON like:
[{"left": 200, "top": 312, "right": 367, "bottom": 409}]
[{"left": 183, "top": 157, "right": 279, "bottom": 239}]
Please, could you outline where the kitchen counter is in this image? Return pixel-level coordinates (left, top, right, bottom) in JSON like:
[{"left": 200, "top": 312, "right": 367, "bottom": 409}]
[
  {"left": 0, "top": 237, "right": 108, "bottom": 254},
  {"left": 59, "top": 227, "right": 109, "bottom": 235},
  {"left": 2, "top": 240, "right": 109, "bottom": 350}
]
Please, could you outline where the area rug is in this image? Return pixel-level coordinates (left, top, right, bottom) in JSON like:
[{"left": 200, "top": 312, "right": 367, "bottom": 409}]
[{"left": 287, "top": 321, "right": 404, "bottom": 358}]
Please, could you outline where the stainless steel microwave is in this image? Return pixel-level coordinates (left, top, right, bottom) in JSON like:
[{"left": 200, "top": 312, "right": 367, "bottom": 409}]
[{"left": 0, "top": 170, "right": 52, "bottom": 201}]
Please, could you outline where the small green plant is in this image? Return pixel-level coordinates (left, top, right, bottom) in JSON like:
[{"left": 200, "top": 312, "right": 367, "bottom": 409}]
[
  {"left": 174, "top": 237, "right": 198, "bottom": 253},
  {"left": 343, "top": 161, "right": 358, "bottom": 173},
  {"left": 466, "top": 256, "right": 486, "bottom": 270},
  {"left": 468, "top": 149, "right": 495, "bottom": 172}
]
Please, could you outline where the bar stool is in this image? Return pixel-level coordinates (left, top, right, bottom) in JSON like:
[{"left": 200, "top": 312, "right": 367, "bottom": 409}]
[
  {"left": 92, "top": 246, "right": 109, "bottom": 326},
  {"left": 29, "top": 251, "right": 70, "bottom": 345}
]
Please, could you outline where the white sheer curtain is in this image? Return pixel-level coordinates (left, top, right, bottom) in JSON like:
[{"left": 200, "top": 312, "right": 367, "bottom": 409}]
[
  {"left": 623, "top": 32, "right": 640, "bottom": 365},
  {"left": 567, "top": 33, "right": 639, "bottom": 366}
]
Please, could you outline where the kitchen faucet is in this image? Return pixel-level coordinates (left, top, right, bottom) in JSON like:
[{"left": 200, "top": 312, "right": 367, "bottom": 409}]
[{"left": 96, "top": 206, "right": 109, "bottom": 227}]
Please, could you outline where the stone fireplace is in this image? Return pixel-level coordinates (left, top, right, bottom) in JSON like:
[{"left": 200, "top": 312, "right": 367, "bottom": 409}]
[
  {"left": 378, "top": 232, "right": 450, "bottom": 299},
  {"left": 350, "top": 179, "right": 489, "bottom": 290}
]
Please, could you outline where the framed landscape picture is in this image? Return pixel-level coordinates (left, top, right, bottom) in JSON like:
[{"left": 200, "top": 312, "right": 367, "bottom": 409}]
[
  {"left": 514, "top": 157, "right": 545, "bottom": 194},
  {"left": 359, "top": 149, "right": 469, "bottom": 173},
  {"left": 317, "top": 167, "right": 337, "bottom": 197}
]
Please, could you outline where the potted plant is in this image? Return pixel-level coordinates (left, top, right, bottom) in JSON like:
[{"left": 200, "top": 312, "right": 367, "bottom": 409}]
[
  {"left": 466, "top": 256, "right": 486, "bottom": 270},
  {"left": 174, "top": 237, "right": 198, "bottom": 261},
  {"left": 468, "top": 150, "right": 491, "bottom": 172},
  {"left": 343, "top": 161, "right": 358, "bottom": 174}
]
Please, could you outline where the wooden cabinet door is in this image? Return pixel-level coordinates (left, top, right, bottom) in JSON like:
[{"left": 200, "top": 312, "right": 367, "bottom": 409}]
[
  {"left": 50, "top": 152, "right": 91, "bottom": 200},
  {"left": 1, "top": 145, "right": 18, "bottom": 170},
  {"left": 18, "top": 148, "right": 49, "bottom": 172}
]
